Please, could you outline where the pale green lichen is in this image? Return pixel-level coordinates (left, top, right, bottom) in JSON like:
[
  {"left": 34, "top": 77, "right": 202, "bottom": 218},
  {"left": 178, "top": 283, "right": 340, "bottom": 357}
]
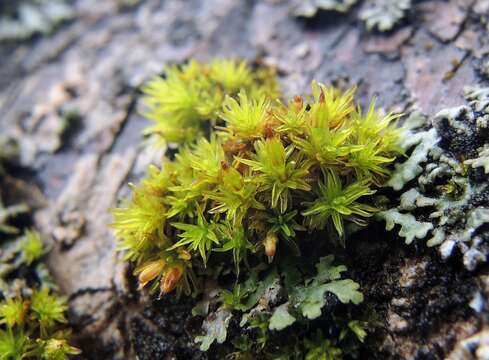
[
  {"left": 360, "top": 0, "right": 412, "bottom": 32},
  {"left": 268, "top": 303, "right": 296, "bottom": 331},
  {"left": 398, "top": 188, "right": 437, "bottom": 210},
  {"left": 386, "top": 114, "right": 439, "bottom": 191},
  {"left": 465, "top": 86, "right": 489, "bottom": 113},
  {"left": 195, "top": 307, "right": 232, "bottom": 351},
  {"left": 284, "top": 256, "right": 363, "bottom": 322},
  {"left": 465, "top": 146, "right": 489, "bottom": 174},
  {"left": 292, "top": 0, "right": 359, "bottom": 17},
  {"left": 377, "top": 209, "right": 433, "bottom": 245},
  {"left": 292, "top": 0, "right": 413, "bottom": 32},
  {"left": 0, "top": 0, "right": 74, "bottom": 42},
  {"left": 379, "top": 86, "right": 489, "bottom": 270}
]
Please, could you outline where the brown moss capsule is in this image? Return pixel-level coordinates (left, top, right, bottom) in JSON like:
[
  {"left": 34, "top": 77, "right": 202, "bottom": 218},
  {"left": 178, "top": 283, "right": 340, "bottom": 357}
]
[
  {"left": 319, "top": 88, "right": 326, "bottom": 103},
  {"left": 223, "top": 139, "right": 248, "bottom": 156},
  {"left": 263, "top": 232, "right": 278, "bottom": 263},
  {"left": 220, "top": 160, "right": 230, "bottom": 171},
  {"left": 160, "top": 265, "right": 184, "bottom": 296},
  {"left": 137, "top": 260, "right": 166, "bottom": 289},
  {"left": 263, "top": 122, "right": 275, "bottom": 139},
  {"left": 178, "top": 249, "right": 192, "bottom": 261},
  {"left": 293, "top": 95, "right": 303, "bottom": 112}
]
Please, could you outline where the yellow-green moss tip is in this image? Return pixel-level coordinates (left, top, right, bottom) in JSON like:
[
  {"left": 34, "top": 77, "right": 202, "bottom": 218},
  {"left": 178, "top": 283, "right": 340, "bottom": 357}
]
[{"left": 141, "top": 59, "right": 280, "bottom": 145}]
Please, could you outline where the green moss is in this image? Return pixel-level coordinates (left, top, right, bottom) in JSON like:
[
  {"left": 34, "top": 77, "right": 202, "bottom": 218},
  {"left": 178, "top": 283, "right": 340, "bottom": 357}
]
[
  {"left": 20, "top": 230, "right": 44, "bottom": 266},
  {"left": 0, "top": 229, "right": 79, "bottom": 359},
  {"left": 304, "top": 322, "right": 366, "bottom": 360},
  {"left": 142, "top": 59, "right": 279, "bottom": 145},
  {"left": 0, "top": 238, "right": 79, "bottom": 360},
  {"left": 0, "top": 140, "right": 79, "bottom": 359},
  {"left": 0, "top": 328, "right": 30, "bottom": 360},
  {"left": 113, "top": 59, "right": 405, "bottom": 356},
  {"left": 0, "top": 292, "right": 79, "bottom": 360}
]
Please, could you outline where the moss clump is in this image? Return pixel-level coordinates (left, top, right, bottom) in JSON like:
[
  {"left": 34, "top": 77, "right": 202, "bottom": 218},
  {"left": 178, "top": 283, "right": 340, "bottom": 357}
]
[
  {"left": 0, "top": 140, "right": 79, "bottom": 360},
  {"left": 113, "top": 59, "right": 403, "bottom": 357},
  {"left": 0, "top": 289, "right": 80, "bottom": 360},
  {"left": 0, "top": 230, "right": 79, "bottom": 360},
  {"left": 142, "top": 59, "right": 279, "bottom": 146}
]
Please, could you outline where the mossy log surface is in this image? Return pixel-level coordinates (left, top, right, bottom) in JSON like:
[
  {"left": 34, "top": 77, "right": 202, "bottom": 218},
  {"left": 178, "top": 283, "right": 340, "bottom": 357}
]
[{"left": 1, "top": 0, "right": 489, "bottom": 358}]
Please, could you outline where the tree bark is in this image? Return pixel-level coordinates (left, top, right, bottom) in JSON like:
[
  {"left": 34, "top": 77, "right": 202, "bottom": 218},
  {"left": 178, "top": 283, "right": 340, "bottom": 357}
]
[{"left": 1, "top": 0, "right": 488, "bottom": 358}]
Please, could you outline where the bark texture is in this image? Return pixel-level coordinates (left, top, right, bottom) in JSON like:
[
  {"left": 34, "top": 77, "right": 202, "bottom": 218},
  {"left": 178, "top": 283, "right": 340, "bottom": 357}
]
[{"left": 1, "top": 0, "right": 489, "bottom": 358}]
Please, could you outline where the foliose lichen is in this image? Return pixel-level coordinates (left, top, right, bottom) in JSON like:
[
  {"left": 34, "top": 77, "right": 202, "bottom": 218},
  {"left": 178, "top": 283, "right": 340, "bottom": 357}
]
[
  {"left": 0, "top": 136, "right": 29, "bottom": 235},
  {"left": 359, "top": 0, "right": 411, "bottom": 32},
  {"left": 292, "top": 0, "right": 359, "bottom": 17},
  {"left": 0, "top": 0, "right": 74, "bottom": 42},
  {"left": 377, "top": 86, "right": 489, "bottom": 271},
  {"left": 291, "top": 0, "right": 413, "bottom": 33},
  {"left": 112, "top": 58, "right": 405, "bottom": 357}
]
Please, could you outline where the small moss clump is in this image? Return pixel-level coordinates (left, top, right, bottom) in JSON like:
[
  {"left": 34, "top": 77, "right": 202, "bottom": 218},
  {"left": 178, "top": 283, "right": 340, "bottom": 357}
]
[
  {"left": 0, "top": 140, "right": 79, "bottom": 360},
  {"left": 142, "top": 59, "right": 280, "bottom": 146},
  {"left": 0, "top": 230, "right": 80, "bottom": 360},
  {"left": 113, "top": 59, "right": 403, "bottom": 357},
  {"left": 0, "top": 288, "right": 80, "bottom": 360}
]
